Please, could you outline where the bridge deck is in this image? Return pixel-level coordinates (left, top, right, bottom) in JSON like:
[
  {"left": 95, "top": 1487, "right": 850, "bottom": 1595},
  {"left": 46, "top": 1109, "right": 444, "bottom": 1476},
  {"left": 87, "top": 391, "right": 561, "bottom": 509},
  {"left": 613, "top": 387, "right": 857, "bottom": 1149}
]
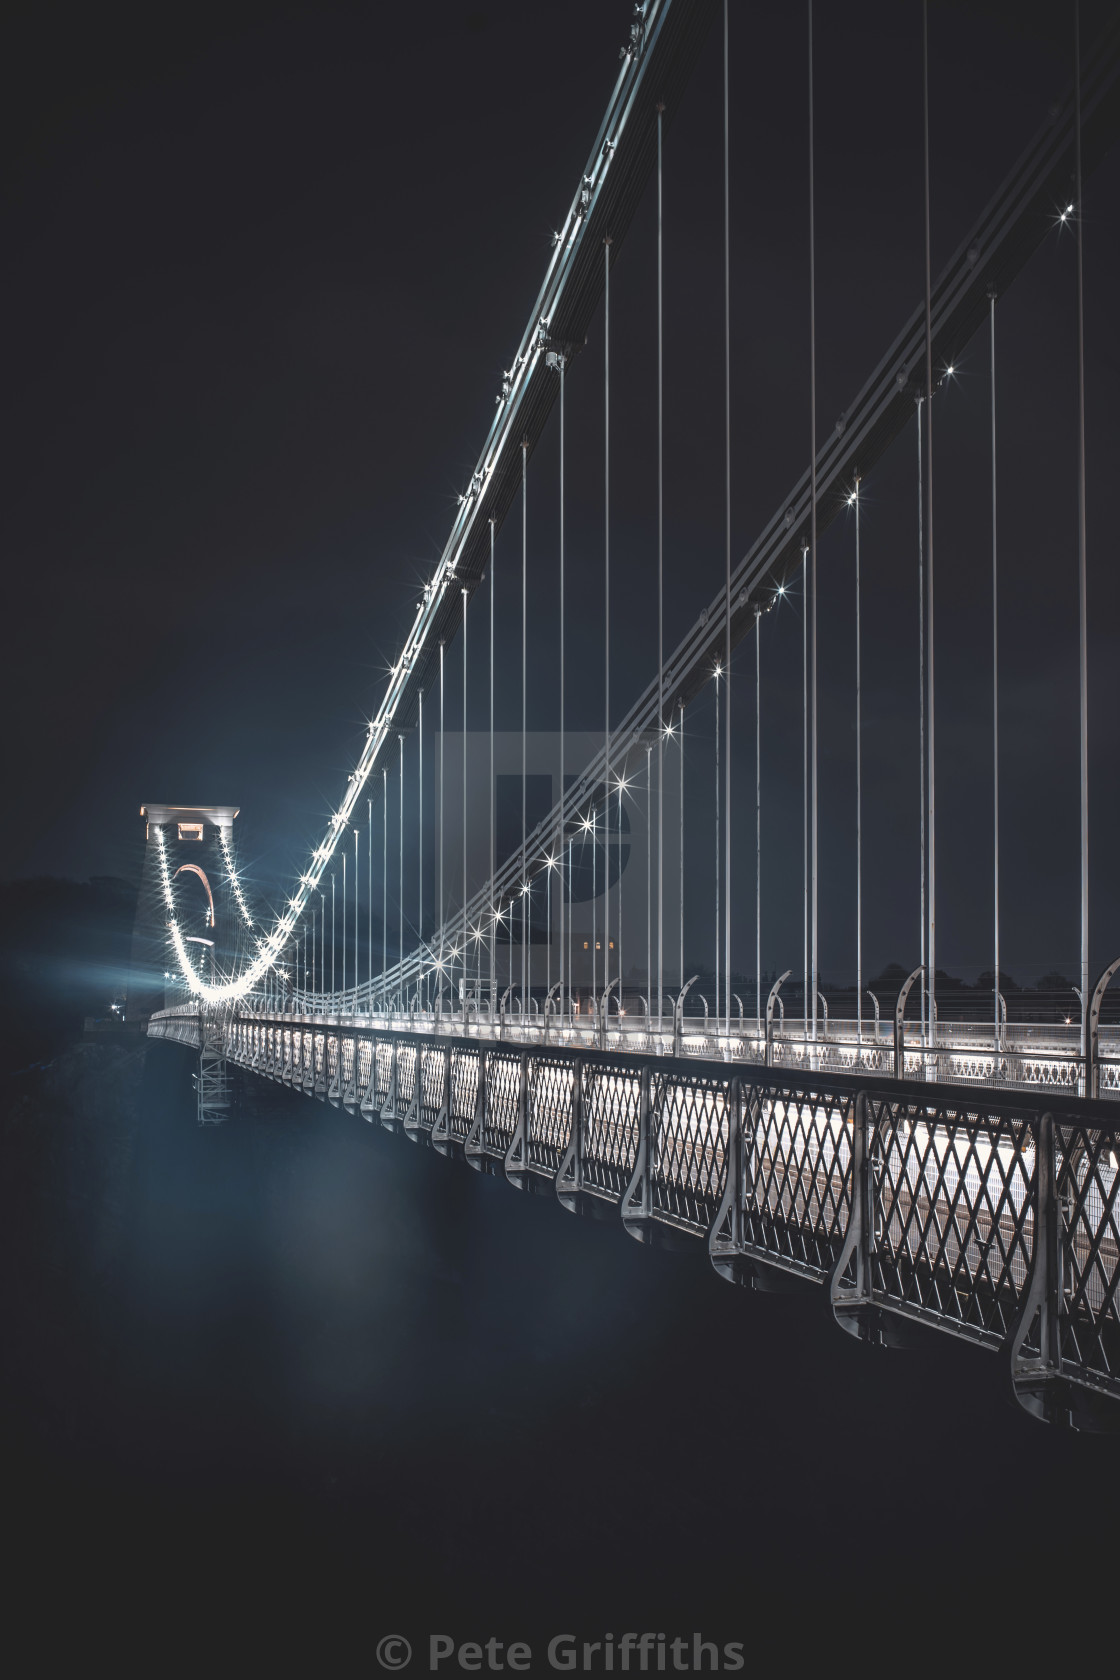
[{"left": 146, "top": 1007, "right": 1120, "bottom": 1430}]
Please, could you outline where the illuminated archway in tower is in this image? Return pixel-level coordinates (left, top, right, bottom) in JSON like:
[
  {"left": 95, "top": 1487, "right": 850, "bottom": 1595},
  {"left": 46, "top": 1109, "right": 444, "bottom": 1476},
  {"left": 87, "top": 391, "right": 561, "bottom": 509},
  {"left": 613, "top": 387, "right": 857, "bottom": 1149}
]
[{"left": 175, "top": 863, "right": 216, "bottom": 928}]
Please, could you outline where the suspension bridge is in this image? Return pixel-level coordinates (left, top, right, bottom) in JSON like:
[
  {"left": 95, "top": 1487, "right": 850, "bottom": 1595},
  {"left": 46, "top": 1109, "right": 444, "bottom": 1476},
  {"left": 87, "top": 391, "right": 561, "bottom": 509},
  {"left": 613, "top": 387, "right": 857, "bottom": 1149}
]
[{"left": 142, "top": 0, "right": 1120, "bottom": 1430}]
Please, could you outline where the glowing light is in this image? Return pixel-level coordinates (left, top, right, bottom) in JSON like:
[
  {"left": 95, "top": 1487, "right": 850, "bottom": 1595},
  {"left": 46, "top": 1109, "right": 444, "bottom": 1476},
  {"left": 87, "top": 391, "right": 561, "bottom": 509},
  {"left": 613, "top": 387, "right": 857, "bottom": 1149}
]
[{"left": 156, "top": 140, "right": 582, "bottom": 1004}]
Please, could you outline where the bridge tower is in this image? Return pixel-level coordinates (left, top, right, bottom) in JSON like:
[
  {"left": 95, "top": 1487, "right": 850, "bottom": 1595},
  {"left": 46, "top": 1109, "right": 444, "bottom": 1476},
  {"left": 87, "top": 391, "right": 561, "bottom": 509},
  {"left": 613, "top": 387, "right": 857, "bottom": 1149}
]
[{"left": 132, "top": 803, "right": 242, "bottom": 1126}]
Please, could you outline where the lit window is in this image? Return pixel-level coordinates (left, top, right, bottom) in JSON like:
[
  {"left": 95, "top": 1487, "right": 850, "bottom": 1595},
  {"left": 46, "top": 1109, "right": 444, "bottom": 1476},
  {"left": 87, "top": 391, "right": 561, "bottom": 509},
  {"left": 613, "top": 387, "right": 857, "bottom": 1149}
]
[
  {"left": 583, "top": 941, "right": 589, "bottom": 950},
  {"left": 178, "top": 822, "right": 204, "bottom": 842},
  {"left": 595, "top": 941, "right": 601, "bottom": 950},
  {"left": 608, "top": 940, "right": 614, "bottom": 950}
]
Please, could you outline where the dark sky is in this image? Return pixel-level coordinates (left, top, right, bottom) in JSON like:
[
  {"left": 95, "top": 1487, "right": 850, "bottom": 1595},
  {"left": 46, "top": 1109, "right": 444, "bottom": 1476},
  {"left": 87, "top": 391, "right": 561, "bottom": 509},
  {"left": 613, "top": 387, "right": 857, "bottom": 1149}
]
[
  {"left": 5, "top": 6, "right": 1120, "bottom": 1654},
  {"left": 4, "top": 0, "right": 1119, "bottom": 987}
]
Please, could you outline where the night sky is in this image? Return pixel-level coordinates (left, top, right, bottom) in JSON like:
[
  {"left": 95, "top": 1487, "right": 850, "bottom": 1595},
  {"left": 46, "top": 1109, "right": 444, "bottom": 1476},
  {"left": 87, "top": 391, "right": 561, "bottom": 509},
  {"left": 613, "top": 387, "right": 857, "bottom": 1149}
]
[
  {"left": 6, "top": 0, "right": 1119, "bottom": 988},
  {"left": 4, "top": 0, "right": 1120, "bottom": 1661}
]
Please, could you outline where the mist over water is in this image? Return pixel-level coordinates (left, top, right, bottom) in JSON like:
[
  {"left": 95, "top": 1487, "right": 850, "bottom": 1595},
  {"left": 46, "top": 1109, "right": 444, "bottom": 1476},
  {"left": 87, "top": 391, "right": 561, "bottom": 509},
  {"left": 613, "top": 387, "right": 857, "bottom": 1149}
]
[{"left": 4, "top": 1036, "right": 1117, "bottom": 1659}]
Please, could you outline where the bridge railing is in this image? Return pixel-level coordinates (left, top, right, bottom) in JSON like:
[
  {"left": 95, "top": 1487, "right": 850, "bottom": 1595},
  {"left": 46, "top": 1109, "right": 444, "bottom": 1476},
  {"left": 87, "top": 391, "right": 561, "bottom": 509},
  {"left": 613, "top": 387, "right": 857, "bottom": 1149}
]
[
  {"left": 225, "top": 1011, "right": 1120, "bottom": 1428},
  {"left": 145, "top": 1004, "right": 203, "bottom": 1051},
  {"left": 271, "top": 997, "right": 1118, "bottom": 1102}
]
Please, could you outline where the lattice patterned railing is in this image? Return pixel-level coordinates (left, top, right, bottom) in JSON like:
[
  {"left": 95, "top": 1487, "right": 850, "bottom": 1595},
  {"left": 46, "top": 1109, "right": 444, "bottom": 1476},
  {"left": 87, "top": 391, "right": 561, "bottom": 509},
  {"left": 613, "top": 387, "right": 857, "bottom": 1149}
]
[
  {"left": 419, "top": 1046, "right": 445, "bottom": 1127},
  {"left": 449, "top": 1047, "right": 480, "bottom": 1140},
  {"left": 483, "top": 1051, "right": 523, "bottom": 1158},
  {"left": 528, "top": 1056, "right": 576, "bottom": 1175},
  {"left": 865, "top": 1093, "right": 1035, "bottom": 1346},
  {"left": 649, "top": 1071, "right": 730, "bottom": 1232},
  {"left": 204, "top": 1013, "right": 1120, "bottom": 1428},
  {"left": 1056, "top": 1121, "right": 1120, "bottom": 1396}
]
